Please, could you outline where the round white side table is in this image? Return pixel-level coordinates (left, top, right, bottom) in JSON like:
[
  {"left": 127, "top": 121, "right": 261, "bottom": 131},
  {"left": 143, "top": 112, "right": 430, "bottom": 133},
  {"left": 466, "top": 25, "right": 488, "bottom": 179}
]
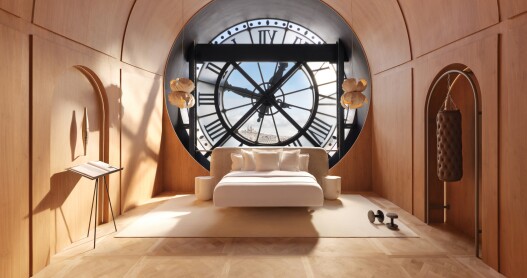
[
  {"left": 195, "top": 176, "right": 215, "bottom": 201},
  {"left": 323, "top": 176, "right": 341, "bottom": 200}
]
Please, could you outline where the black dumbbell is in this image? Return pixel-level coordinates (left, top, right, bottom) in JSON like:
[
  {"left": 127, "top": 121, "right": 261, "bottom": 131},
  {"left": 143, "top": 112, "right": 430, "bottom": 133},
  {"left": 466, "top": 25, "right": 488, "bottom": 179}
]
[
  {"left": 367, "top": 210, "right": 384, "bottom": 223},
  {"left": 386, "top": 212, "right": 399, "bottom": 230}
]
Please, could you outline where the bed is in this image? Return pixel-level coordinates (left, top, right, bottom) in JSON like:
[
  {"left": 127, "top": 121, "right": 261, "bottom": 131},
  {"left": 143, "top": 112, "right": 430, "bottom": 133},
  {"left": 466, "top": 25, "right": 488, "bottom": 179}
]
[{"left": 209, "top": 147, "right": 328, "bottom": 207}]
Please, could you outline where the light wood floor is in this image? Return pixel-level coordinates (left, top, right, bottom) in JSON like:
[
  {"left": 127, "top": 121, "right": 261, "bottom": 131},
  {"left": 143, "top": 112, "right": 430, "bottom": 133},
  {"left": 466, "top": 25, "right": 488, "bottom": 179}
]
[{"left": 33, "top": 192, "right": 503, "bottom": 278}]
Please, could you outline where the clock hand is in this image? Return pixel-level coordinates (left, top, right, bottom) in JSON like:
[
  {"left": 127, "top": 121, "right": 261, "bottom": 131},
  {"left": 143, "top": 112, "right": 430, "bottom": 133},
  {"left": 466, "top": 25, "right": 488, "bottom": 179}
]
[
  {"left": 224, "top": 81, "right": 260, "bottom": 99},
  {"left": 276, "top": 99, "right": 290, "bottom": 109},
  {"left": 257, "top": 106, "right": 270, "bottom": 122},
  {"left": 268, "top": 62, "right": 289, "bottom": 89}
]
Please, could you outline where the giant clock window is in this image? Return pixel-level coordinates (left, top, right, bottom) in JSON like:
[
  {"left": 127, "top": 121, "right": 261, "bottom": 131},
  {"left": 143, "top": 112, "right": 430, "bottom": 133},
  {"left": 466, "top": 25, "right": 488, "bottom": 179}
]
[{"left": 172, "top": 18, "right": 359, "bottom": 169}]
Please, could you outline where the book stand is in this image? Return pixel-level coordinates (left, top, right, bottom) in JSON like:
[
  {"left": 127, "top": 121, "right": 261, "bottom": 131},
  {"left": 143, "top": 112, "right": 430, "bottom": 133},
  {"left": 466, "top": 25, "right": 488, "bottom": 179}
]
[{"left": 68, "top": 161, "right": 123, "bottom": 248}]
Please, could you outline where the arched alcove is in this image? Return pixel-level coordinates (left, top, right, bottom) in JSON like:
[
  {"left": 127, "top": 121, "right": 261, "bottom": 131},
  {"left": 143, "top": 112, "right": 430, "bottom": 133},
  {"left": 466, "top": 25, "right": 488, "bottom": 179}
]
[
  {"left": 46, "top": 65, "right": 110, "bottom": 252},
  {"left": 425, "top": 64, "right": 482, "bottom": 256}
]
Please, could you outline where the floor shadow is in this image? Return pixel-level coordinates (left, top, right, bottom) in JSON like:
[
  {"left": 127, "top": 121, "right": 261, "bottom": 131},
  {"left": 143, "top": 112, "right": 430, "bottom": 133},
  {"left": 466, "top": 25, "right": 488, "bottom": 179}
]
[
  {"left": 119, "top": 195, "right": 320, "bottom": 255},
  {"left": 322, "top": 199, "right": 344, "bottom": 210}
]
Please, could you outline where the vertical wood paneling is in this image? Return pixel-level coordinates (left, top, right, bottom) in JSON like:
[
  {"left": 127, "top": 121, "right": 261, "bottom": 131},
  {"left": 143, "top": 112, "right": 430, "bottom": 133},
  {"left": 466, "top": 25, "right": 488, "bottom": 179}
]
[
  {"left": 372, "top": 67, "right": 413, "bottom": 212},
  {"left": 398, "top": 0, "right": 499, "bottom": 57},
  {"left": 500, "top": 0, "right": 527, "bottom": 19},
  {"left": 121, "top": 68, "right": 163, "bottom": 211},
  {"left": 47, "top": 67, "right": 101, "bottom": 253},
  {"left": 446, "top": 78, "right": 476, "bottom": 239},
  {"left": 0, "top": 24, "right": 29, "bottom": 278},
  {"left": 500, "top": 16, "right": 527, "bottom": 277},
  {"left": 329, "top": 115, "right": 372, "bottom": 192},
  {"left": 413, "top": 35, "right": 498, "bottom": 268},
  {"left": 0, "top": 0, "right": 33, "bottom": 20},
  {"left": 160, "top": 106, "right": 209, "bottom": 193},
  {"left": 425, "top": 76, "right": 448, "bottom": 223},
  {"left": 33, "top": 0, "right": 134, "bottom": 58},
  {"left": 32, "top": 36, "right": 121, "bottom": 273}
]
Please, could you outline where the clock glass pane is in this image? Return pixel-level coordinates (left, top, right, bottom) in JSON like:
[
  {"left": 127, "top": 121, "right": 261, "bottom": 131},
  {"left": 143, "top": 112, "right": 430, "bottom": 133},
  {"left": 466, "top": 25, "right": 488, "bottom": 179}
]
[{"left": 174, "top": 18, "right": 359, "bottom": 168}]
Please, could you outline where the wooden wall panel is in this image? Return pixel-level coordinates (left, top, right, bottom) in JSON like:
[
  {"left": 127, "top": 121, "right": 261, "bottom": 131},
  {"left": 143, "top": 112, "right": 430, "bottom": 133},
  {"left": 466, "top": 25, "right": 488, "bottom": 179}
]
[
  {"left": 398, "top": 0, "right": 499, "bottom": 57},
  {"left": 33, "top": 0, "right": 134, "bottom": 58},
  {"left": 446, "top": 78, "right": 476, "bottom": 239},
  {"left": 122, "top": 0, "right": 210, "bottom": 74},
  {"left": 32, "top": 36, "right": 121, "bottom": 272},
  {"left": 412, "top": 35, "right": 498, "bottom": 268},
  {"left": 121, "top": 68, "right": 163, "bottom": 212},
  {"left": 0, "top": 0, "right": 33, "bottom": 20},
  {"left": 372, "top": 67, "right": 413, "bottom": 212},
  {"left": 500, "top": 0, "right": 527, "bottom": 19},
  {"left": 122, "top": 0, "right": 182, "bottom": 74},
  {"left": 47, "top": 66, "right": 101, "bottom": 253},
  {"left": 500, "top": 15, "right": 527, "bottom": 278},
  {"left": 160, "top": 106, "right": 209, "bottom": 193},
  {"left": 351, "top": 0, "right": 412, "bottom": 73},
  {"left": 329, "top": 114, "right": 372, "bottom": 192},
  {"left": 0, "top": 24, "right": 29, "bottom": 278}
]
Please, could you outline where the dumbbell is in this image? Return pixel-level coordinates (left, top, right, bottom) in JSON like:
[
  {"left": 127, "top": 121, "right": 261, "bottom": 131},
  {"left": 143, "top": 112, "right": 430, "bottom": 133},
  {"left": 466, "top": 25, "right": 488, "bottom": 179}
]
[
  {"left": 386, "top": 212, "right": 399, "bottom": 230},
  {"left": 367, "top": 210, "right": 384, "bottom": 223}
]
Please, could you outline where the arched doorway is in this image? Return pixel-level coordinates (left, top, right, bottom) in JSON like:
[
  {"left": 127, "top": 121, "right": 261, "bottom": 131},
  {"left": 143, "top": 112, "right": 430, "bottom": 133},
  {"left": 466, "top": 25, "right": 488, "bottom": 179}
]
[{"left": 425, "top": 64, "right": 482, "bottom": 256}]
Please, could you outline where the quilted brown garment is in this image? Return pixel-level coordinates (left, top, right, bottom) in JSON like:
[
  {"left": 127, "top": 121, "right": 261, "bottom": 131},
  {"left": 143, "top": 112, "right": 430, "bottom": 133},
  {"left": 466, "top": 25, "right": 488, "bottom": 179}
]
[{"left": 436, "top": 110, "right": 463, "bottom": 182}]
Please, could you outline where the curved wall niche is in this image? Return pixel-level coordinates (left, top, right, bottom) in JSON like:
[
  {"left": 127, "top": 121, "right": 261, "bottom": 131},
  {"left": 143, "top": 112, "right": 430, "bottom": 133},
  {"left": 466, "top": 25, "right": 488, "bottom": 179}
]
[
  {"left": 425, "top": 64, "right": 482, "bottom": 256},
  {"left": 164, "top": 0, "right": 371, "bottom": 169},
  {"left": 47, "top": 65, "right": 109, "bottom": 253}
]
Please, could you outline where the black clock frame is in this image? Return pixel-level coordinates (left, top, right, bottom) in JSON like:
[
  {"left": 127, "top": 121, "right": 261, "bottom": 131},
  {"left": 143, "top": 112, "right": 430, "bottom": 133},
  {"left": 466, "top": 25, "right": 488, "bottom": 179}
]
[
  {"left": 209, "top": 61, "right": 320, "bottom": 149},
  {"left": 179, "top": 41, "right": 349, "bottom": 168}
]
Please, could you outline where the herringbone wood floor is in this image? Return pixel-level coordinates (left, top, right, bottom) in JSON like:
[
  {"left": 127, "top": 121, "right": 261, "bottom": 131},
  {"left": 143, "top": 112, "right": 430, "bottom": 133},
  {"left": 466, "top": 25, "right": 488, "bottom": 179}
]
[{"left": 33, "top": 192, "right": 502, "bottom": 278}]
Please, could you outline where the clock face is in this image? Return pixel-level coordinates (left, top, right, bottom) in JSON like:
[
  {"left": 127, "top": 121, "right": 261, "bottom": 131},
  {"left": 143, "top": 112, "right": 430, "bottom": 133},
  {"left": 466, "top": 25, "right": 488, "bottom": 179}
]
[{"left": 176, "top": 18, "right": 357, "bottom": 165}]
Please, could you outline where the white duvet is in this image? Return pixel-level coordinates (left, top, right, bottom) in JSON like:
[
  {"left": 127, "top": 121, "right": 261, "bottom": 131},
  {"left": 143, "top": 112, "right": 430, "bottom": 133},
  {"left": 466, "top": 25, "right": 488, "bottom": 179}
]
[{"left": 214, "top": 170, "right": 324, "bottom": 207}]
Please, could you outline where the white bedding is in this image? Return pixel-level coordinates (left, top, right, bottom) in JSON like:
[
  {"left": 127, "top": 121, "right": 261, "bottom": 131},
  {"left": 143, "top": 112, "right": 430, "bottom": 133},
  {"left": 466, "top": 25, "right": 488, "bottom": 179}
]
[{"left": 213, "top": 171, "right": 324, "bottom": 207}]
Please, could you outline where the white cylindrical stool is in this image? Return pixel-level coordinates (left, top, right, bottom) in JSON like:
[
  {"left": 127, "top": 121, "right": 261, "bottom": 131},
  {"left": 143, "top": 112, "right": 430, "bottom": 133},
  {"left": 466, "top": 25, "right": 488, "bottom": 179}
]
[
  {"left": 323, "top": 176, "right": 341, "bottom": 200},
  {"left": 195, "top": 176, "right": 215, "bottom": 201}
]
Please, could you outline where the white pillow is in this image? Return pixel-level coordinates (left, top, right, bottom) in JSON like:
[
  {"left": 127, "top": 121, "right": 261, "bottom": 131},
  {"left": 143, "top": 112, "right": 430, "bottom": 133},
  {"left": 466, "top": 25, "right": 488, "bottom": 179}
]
[
  {"left": 299, "top": 154, "right": 309, "bottom": 171},
  {"left": 231, "top": 153, "right": 243, "bottom": 171},
  {"left": 280, "top": 150, "right": 301, "bottom": 171},
  {"left": 241, "top": 149, "right": 256, "bottom": 171},
  {"left": 254, "top": 151, "right": 281, "bottom": 171}
]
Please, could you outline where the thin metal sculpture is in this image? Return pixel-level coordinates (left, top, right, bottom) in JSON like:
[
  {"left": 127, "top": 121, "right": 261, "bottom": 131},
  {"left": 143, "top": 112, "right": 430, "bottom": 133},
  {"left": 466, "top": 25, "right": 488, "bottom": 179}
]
[{"left": 82, "top": 107, "right": 89, "bottom": 155}]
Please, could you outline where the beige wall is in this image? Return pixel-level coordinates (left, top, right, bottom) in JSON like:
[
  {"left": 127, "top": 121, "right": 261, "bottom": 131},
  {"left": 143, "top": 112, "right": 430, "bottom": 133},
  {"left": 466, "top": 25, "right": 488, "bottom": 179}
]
[{"left": 1, "top": 0, "right": 527, "bottom": 277}]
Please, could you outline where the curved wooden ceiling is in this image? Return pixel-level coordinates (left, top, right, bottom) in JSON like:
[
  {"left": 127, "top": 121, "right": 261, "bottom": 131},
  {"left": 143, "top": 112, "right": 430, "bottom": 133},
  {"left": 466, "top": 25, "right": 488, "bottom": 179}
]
[{"left": 15, "top": 0, "right": 522, "bottom": 74}]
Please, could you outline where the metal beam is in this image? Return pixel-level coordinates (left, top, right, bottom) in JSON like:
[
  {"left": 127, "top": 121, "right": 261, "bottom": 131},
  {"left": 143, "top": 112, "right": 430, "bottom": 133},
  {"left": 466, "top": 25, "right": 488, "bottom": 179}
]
[{"left": 193, "top": 44, "right": 347, "bottom": 62}]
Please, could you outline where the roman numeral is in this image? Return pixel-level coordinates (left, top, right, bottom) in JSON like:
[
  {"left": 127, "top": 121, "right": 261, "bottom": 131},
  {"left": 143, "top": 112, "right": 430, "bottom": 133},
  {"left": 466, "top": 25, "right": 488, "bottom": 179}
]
[
  {"left": 308, "top": 117, "right": 332, "bottom": 146},
  {"left": 293, "top": 36, "right": 303, "bottom": 44},
  {"left": 258, "top": 30, "right": 278, "bottom": 44},
  {"left": 231, "top": 38, "right": 237, "bottom": 44},
  {"left": 205, "top": 63, "right": 222, "bottom": 75},
  {"left": 204, "top": 119, "right": 227, "bottom": 141},
  {"left": 198, "top": 92, "right": 215, "bottom": 105},
  {"left": 288, "top": 139, "right": 303, "bottom": 147}
]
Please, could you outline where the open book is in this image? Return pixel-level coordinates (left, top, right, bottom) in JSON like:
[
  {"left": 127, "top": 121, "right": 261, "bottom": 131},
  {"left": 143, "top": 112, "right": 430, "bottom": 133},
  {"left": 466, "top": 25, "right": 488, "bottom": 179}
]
[{"left": 68, "top": 161, "right": 121, "bottom": 179}]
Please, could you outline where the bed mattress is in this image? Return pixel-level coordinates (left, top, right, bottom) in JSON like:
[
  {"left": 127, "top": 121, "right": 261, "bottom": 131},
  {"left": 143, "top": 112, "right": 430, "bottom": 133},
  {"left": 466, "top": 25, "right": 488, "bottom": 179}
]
[{"left": 213, "top": 171, "right": 324, "bottom": 207}]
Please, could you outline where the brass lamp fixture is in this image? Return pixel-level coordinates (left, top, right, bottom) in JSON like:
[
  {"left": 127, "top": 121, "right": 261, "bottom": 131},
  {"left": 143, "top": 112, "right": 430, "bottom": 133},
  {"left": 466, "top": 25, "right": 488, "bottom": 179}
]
[
  {"left": 168, "top": 78, "right": 196, "bottom": 108},
  {"left": 340, "top": 78, "right": 368, "bottom": 109}
]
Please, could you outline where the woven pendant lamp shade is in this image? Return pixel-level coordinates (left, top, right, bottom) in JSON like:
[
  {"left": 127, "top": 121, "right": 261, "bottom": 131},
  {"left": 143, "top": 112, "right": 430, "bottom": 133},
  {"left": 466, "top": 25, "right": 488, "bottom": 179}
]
[{"left": 436, "top": 110, "right": 463, "bottom": 182}]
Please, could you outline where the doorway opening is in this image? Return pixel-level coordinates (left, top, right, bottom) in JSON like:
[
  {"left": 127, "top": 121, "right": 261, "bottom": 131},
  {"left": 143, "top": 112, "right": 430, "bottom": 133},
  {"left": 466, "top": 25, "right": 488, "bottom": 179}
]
[{"left": 425, "top": 64, "right": 482, "bottom": 257}]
